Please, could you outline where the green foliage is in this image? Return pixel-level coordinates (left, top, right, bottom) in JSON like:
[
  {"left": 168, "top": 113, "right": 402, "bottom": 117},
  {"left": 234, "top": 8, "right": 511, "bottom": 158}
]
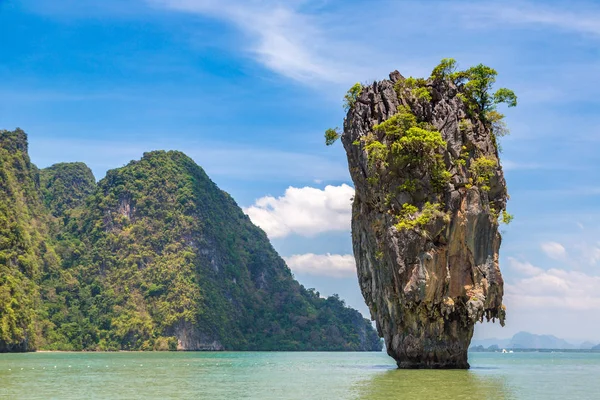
[
  {"left": 404, "top": 77, "right": 418, "bottom": 88},
  {"left": 500, "top": 210, "right": 514, "bottom": 225},
  {"left": 412, "top": 87, "right": 432, "bottom": 102},
  {"left": 403, "top": 77, "right": 425, "bottom": 89},
  {"left": 398, "top": 179, "right": 418, "bottom": 193},
  {"left": 431, "top": 58, "right": 457, "bottom": 80},
  {"left": 392, "top": 127, "right": 446, "bottom": 160},
  {"left": 452, "top": 63, "right": 517, "bottom": 120},
  {"left": 394, "top": 77, "right": 427, "bottom": 96},
  {"left": 487, "top": 110, "right": 509, "bottom": 138},
  {"left": 364, "top": 137, "right": 388, "bottom": 169},
  {"left": 373, "top": 106, "right": 417, "bottom": 139},
  {"left": 429, "top": 59, "right": 518, "bottom": 153},
  {"left": 0, "top": 129, "right": 53, "bottom": 351},
  {"left": 493, "top": 88, "right": 518, "bottom": 108},
  {"left": 391, "top": 126, "right": 450, "bottom": 191},
  {"left": 324, "top": 127, "right": 341, "bottom": 146},
  {"left": 458, "top": 119, "right": 471, "bottom": 133},
  {"left": 40, "top": 162, "right": 96, "bottom": 218},
  {"left": 395, "top": 202, "right": 444, "bottom": 231},
  {"left": 469, "top": 156, "right": 497, "bottom": 192},
  {"left": 371, "top": 106, "right": 449, "bottom": 192},
  {"left": 0, "top": 131, "right": 382, "bottom": 353},
  {"left": 343, "top": 83, "right": 363, "bottom": 112},
  {"left": 456, "top": 145, "right": 470, "bottom": 167},
  {"left": 366, "top": 176, "right": 380, "bottom": 186}
]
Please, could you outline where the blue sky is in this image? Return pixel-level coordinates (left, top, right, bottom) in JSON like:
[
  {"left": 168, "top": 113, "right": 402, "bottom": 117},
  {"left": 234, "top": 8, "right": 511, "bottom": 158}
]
[{"left": 3, "top": 0, "right": 600, "bottom": 342}]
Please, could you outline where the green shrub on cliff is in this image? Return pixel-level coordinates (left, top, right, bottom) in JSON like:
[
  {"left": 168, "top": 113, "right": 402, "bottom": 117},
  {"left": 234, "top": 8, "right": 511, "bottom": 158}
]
[
  {"left": 395, "top": 202, "right": 445, "bottom": 231},
  {"left": 469, "top": 156, "right": 497, "bottom": 192},
  {"left": 500, "top": 210, "right": 514, "bottom": 225},
  {"left": 390, "top": 126, "right": 450, "bottom": 191},
  {"left": 364, "top": 137, "right": 389, "bottom": 169},
  {"left": 412, "top": 86, "right": 432, "bottom": 102},
  {"left": 430, "top": 58, "right": 517, "bottom": 149},
  {"left": 374, "top": 106, "right": 417, "bottom": 139},
  {"left": 324, "top": 127, "right": 341, "bottom": 146},
  {"left": 431, "top": 58, "right": 457, "bottom": 80},
  {"left": 343, "top": 83, "right": 363, "bottom": 112},
  {"left": 448, "top": 62, "right": 517, "bottom": 120}
]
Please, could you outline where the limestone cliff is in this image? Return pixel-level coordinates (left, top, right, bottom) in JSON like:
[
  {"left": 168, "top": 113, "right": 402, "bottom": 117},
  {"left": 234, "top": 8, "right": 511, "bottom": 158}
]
[{"left": 339, "top": 61, "right": 513, "bottom": 368}]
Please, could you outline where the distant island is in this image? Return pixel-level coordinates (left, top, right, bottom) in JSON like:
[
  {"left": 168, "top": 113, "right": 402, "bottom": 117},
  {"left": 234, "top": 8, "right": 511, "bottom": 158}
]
[
  {"left": 470, "top": 332, "right": 600, "bottom": 351},
  {"left": 0, "top": 129, "right": 382, "bottom": 352}
]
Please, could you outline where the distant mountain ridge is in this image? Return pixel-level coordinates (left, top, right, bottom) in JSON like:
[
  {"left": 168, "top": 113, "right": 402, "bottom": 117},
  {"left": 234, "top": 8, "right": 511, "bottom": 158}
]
[{"left": 471, "top": 331, "right": 598, "bottom": 350}]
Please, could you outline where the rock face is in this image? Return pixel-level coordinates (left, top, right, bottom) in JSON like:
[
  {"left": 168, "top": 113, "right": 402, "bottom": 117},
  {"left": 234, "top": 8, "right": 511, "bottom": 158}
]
[{"left": 341, "top": 70, "right": 508, "bottom": 368}]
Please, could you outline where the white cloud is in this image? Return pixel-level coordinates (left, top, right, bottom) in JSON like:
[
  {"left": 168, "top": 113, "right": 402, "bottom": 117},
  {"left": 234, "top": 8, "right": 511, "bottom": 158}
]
[
  {"left": 243, "top": 184, "right": 353, "bottom": 238},
  {"left": 506, "top": 258, "right": 600, "bottom": 310},
  {"left": 508, "top": 258, "right": 543, "bottom": 277},
  {"left": 149, "top": 0, "right": 364, "bottom": 85},
  {"left": 284, "top": 253, "right": 356, "bottom": 278},
  {"left": 540, "top": 241, "right": 567, "bottom": 260}
]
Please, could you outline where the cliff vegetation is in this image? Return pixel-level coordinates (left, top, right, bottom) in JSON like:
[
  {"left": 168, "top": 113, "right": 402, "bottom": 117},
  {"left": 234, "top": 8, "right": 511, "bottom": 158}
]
[
  {"left": 327, "top": 59, "right": 515, "bottom": 368},
  {"left": 0, "top": 129, "right": 381, "bottom": 352}
]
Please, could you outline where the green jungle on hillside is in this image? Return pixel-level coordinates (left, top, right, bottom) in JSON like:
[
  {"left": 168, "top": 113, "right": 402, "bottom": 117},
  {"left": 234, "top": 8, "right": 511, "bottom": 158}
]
[{"left": 0, "top": 129, "right": 381, "bottom": 353}]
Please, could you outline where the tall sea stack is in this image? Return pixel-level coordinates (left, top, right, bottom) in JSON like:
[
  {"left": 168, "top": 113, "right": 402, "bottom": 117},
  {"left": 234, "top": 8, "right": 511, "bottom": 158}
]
[{"left": 339, "top": 61, "right": 513, "bottom": 368}]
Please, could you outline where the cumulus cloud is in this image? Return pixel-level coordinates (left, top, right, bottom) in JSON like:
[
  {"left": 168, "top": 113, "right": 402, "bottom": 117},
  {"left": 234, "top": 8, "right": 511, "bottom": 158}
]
[
  {"left": 243, "top": 184, "right": 353, "bottom": 238},
  {"left": 506, "top": 257, "right": 600, "bottom": 310},
  {"left": 284, "top": 253, "right": 356, "bottom": 278},
  {"left": 540, "top": 241, "right": 567, "bottom": 259}
]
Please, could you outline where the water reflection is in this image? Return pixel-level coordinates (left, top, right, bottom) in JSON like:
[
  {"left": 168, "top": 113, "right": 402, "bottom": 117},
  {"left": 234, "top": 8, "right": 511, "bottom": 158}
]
[{"left": 356, "top": 368, "right": 515, "bottom": 400}]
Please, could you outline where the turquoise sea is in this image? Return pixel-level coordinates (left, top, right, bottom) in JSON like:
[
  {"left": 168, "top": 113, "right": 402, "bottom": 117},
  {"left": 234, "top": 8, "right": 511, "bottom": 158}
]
[{"left": 1, "top": 351, "right": 599, "bottom": 399}]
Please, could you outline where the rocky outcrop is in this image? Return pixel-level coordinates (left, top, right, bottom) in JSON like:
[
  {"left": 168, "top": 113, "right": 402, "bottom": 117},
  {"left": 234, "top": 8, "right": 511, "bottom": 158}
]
[
  {"left": 172, "top": 321, "right": 224, "bottom": 351},
  {"left": 341, "top": 68, "right": 509, "bottom": 368}
]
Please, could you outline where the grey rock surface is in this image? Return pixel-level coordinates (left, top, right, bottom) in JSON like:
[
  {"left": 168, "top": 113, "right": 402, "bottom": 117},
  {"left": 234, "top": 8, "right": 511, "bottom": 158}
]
[{"left": 341, "top": 71, "right": 508, "bottom": 368}]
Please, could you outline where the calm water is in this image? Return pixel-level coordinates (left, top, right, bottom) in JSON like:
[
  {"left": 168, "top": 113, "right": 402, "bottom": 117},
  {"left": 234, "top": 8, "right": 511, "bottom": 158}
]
[{"left": 1, "top": 351, "right": 599, "bottom": 399}]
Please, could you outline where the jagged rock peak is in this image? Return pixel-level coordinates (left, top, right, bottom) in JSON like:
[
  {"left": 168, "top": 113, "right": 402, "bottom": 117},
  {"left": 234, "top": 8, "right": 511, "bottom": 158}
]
[{"left": 338, "top": 60, "right": 515, "bottom": 368}]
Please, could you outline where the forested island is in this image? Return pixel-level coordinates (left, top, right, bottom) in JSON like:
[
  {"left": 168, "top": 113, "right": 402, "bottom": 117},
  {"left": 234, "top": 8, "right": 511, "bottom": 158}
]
[
  {"left": 0, "top": 129, "right": 381, "bottom": 352},
  {"left": 327, "top": 59, "right": 515, "bottom": 368}
]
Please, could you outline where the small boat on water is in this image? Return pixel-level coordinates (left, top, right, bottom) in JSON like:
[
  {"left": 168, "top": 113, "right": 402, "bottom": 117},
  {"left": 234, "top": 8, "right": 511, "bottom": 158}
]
[{"left": 502, "top": 349, "right": 508, "bottom": 353}]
